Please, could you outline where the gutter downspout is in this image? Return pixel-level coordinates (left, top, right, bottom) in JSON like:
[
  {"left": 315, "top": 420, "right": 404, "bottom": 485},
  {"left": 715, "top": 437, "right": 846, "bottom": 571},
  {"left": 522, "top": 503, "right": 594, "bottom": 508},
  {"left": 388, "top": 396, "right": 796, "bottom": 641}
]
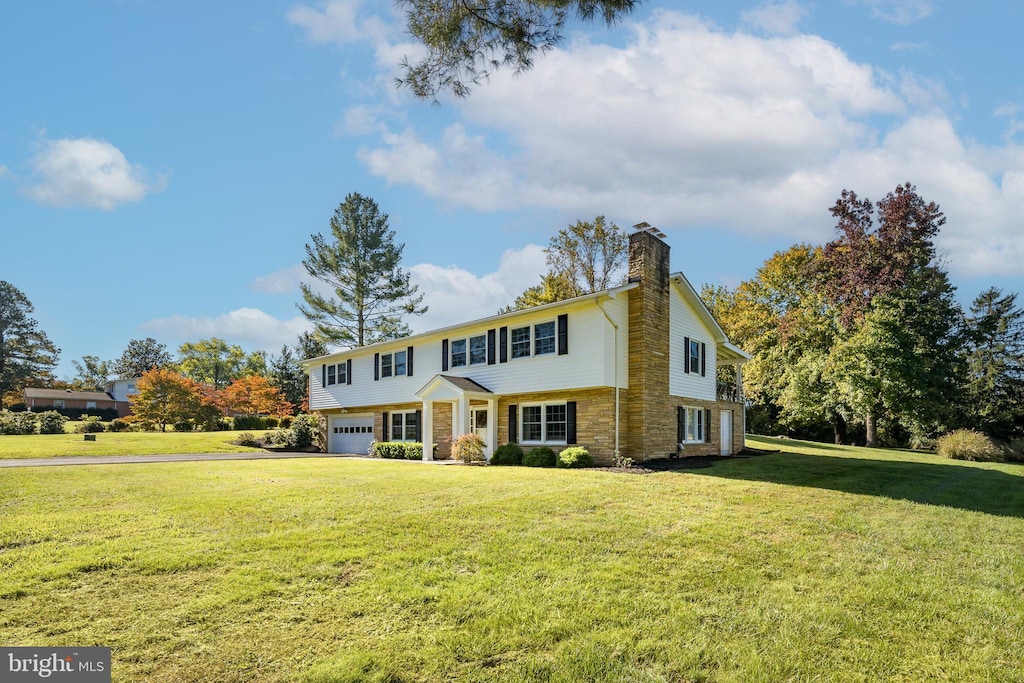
[{"left": 595, "top": 297, "right": 621, "bottom": 461}]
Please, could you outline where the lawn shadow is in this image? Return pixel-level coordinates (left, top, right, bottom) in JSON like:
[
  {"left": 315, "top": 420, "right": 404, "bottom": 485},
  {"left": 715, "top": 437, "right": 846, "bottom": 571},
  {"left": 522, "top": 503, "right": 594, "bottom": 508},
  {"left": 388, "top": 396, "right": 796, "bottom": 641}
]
[{"left": 692, "top": 451, "right": 1024, "bottom": 518}]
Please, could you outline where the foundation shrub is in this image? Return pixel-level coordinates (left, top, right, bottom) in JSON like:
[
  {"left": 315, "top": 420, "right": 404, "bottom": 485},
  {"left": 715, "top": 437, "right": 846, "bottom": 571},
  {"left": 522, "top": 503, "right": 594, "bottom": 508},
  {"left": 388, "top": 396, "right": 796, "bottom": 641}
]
[
  {"left": 490, "top": 443, "right": 524, "bottom": 466},
  {"left": 557, "top": 446, "right": 594, "bottom": 468},
  {"left": 452, "top": 433, "right": 486, "bottom": 463},
  {"left": 936, "top": 429, "right": 1003, "bottom": 462},
  {"left": 523, "top": 446, "right": 556, "bottom": 468},
  {"left": 36, "top": 411, "right": 67, "bottom": 435}
]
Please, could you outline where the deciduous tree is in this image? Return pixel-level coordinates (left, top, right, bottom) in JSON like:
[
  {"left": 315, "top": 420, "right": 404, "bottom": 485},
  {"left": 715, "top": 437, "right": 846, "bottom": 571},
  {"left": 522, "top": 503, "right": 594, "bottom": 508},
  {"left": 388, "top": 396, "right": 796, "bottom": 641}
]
[
  {"left": 218, "top": 376, "right": 293, "bottom": 417},
  {"left": 129, "top": 368, "right": 205, "bottom": 432},
  {"left": 0, "top": 281, "right": 60, "bottom": 401},
  {"left": 70, "top": 355, "right": 111, "bottom": 390},
  {"left": 299, "top": 193, "right": 426, "bottom": 347},
  {"left": 176, "top": 337, "right": 257, "bottom": 390},
  {"left": 397, "top": 0, "right": 639, "bottom": 100}
]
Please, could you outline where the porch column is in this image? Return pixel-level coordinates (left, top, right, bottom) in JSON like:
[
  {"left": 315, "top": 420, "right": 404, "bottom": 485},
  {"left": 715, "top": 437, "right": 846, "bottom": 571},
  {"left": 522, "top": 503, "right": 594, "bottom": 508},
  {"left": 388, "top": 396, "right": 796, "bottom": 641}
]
[
  {"left": 486, "top": 397, "right": 498, "bottom": 460},
  {"left": 456, "top": 399, "right": 470, "bottom": 439},
  {"left": 422, "top": 401, "right": 433, "bottom": 461},
  {"left": 735, "top": 364, "right": 744, "bottom": 402}
]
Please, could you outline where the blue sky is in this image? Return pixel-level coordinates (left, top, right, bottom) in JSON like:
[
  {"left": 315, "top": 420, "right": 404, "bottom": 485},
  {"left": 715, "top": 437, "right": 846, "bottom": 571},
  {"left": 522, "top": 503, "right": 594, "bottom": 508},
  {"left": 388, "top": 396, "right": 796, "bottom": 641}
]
[{"left": 2, "top": 0, "right": 1023, "bottom": 379}]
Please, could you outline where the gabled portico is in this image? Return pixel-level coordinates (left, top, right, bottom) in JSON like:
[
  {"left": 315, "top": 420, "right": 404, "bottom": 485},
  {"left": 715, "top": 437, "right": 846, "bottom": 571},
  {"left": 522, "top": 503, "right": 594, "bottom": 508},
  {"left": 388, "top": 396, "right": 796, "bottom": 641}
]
[{"left": 415, "top": 375, "right": 497, "bottom": 461}]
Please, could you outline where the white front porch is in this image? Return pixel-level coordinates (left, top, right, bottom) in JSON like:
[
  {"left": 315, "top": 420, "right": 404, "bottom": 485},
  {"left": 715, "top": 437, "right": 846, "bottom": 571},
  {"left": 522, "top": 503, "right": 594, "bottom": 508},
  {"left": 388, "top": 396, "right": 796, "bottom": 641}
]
[{"left": 416, "top": 375, "right": 497, "bottom": 461}]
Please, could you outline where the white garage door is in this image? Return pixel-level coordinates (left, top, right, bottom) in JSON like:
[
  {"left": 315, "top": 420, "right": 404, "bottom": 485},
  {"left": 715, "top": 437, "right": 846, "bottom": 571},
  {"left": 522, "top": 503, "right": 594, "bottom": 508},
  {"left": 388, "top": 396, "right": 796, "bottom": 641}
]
[{"left": 329, "top": 416, "right": 375, "bottom": 454}]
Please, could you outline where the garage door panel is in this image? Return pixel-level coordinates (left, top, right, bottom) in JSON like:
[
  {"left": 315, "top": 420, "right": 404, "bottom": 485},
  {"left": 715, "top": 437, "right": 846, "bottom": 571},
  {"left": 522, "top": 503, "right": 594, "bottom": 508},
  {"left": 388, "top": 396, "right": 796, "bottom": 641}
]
[{"left": 329, "top": 416, "right": 375, "bottom": 454}]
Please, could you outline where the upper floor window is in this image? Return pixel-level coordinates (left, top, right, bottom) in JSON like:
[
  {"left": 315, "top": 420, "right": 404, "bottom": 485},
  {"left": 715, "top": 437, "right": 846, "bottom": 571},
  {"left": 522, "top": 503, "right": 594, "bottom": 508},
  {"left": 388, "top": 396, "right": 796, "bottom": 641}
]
[
  {"left": 380, "top": 351, "right": 407, "bottom": 379},
  {"left": 337, "top": 361, "right": 348, "bottom": 384},
  {"left": 510, "top": 326, "right": 531, "bottom": 359},
  {"left": 327, "top": 364, "right": 337, "bottom": 385},
  {"left": 688, "top": 339, "right": 701, "bottom": 374},
  {"left": 469, "top": 335, "right": 487, "bottom": 365},
  {"left": 451, "top": 339, "right": 467, "bottom": 368},
  {"left": 534, "top": 321, "right": 556, "bottom": 355}
]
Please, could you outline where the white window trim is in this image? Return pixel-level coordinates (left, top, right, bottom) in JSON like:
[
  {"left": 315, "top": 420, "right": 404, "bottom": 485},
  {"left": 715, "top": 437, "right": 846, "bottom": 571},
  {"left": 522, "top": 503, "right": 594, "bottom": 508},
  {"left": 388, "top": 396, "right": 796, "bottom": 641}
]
[
  {"left": 534, "top": 321, "right": 557, "bottom": 356},
  {"left": 380, "top": 351, "right": 407, "bottom": 379},
  {"left": 450, "top": 339, "right": 468, "bottom": 368},
  {"left": 390, "top": 410, "right": 419, "bottom": 442},
  {"left": 681, "top": 406, "right": 705, "bottom": 444},
  {"left": 519, "top": 401, "right": 568, "bottom": 445},
  {"left": 510, "top": 325, "right": 531, "bottom": 360}
]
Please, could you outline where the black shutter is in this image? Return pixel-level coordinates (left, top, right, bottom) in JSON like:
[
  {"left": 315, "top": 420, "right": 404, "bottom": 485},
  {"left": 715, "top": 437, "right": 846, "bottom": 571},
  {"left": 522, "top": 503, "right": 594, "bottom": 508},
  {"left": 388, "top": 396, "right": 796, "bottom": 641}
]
[
  {"left": 321, "top": 364, "right": 326, "bottom": 387},
  {"left": 499, "top": 326, "right": 508, "bottom": 363},
  {"left": 407, "top": 346, "right": 414, "bottom": 377},
  {"left": 684, "top": 336, "right": 691, "bottom": 374},
  {"left": 415, "top": 409, "right": 422, "bottom": 442},
  {"left": 508, "top": 404, "right": 518, "bottom": 443},
  {"left": 382, "top": 412, "right": 389, "bottom": 441},
  {"left": 557, "top": 314, "right": 569, "bottom": 355},
  {"left": 701, "top": 342, "right": 707, "bottom": 377},
  {"left": 374, "top": 353, "right": 380, "bottom": 381},
  {"left": 677, "top": 406, "right": 684, "bottom": 445},
  {"left": 487, "top": 329, "right": 496, "bottom": 365},
  {"left": 441, "top": 339, "right": 449, "bottom": 371},
  {"left": 566, "top": 401, "right": 577, "bottom": 445},
  {"left": 346, "top": 359, "right": 352, "bottom": 385},
  {"left": 705, "top": 408, "right": 712, "bottom": 443}
]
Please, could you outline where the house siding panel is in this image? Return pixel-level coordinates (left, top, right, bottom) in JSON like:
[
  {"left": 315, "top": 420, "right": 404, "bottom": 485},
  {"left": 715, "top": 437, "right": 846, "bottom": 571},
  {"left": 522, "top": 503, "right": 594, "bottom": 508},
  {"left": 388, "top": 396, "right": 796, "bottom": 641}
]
[{"left": 668, "top": 291, "right": 718, "bottom": 402}]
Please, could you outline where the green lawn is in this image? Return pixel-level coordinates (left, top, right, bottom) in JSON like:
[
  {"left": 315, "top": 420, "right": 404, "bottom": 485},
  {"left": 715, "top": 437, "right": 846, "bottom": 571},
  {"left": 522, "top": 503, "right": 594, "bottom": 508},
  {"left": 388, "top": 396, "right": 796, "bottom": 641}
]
[
  {"left": 0, "top": 429, "right": 272, "bottom": 458},
  {"left": 1, "top": 437, "right": 1022, "bottom": 682}
]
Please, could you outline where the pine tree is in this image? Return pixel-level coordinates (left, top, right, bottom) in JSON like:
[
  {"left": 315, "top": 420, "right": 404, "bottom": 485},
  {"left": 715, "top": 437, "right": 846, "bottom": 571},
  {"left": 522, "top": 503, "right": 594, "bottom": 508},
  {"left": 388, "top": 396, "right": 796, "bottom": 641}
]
[{"left": 299, "top": 193, "right": 426, "bottom": 347}]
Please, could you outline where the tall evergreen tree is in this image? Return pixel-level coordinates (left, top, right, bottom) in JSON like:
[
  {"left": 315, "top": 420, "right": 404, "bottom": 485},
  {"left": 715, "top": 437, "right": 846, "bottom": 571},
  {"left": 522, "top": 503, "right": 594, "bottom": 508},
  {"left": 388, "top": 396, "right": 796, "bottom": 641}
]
[
  {"left": 0, "top": 281, "right": 60, "bottom": 402},
  {"left": 268, "top": 344, "right": 306, "bottom": 413},
  {"left": 299, "top": 193, "right": 426, "bottom": 347},
  {"left": 964, "top": 287, "right": 1024, "bottom": 440},
  {"left": 112, "top": 337, "right": 172, "bottom": 378}
]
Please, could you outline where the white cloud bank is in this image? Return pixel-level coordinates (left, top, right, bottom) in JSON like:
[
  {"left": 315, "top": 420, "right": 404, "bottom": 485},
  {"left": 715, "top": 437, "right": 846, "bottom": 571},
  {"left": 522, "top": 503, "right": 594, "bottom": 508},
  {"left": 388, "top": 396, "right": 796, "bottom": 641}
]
[
  {"left": 345, "top": 10, "right": 1024, "bottom": 277},
  {"left": 150, "top": 245, "right": 548, "bottom": 354},
  {"left": 22, "top": 136, "right": 165, "bottom": 210}
]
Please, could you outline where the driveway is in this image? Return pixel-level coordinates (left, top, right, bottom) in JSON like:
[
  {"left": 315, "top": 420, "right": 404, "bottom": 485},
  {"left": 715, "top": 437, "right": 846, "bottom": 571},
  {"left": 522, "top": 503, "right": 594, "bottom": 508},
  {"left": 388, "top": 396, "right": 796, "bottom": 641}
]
[{"left": 0, "top": 453, "right": 463, "bottom": 468}]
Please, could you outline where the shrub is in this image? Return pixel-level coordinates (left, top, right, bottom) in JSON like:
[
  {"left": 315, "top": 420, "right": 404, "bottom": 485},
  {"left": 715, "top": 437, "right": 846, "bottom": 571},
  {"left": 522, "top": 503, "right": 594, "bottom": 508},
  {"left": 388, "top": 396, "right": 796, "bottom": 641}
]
[
  {"left": 452, "top": 433, "right": 486, "bottom": 463},
  {"left": 235, "top": 432, "right": 263, "bottom": 448},
  {"left": 108, "top": 418, "right": 131, "bottom": 432},
  {"left": 557, "top": 446, "right": 594, "bottom": 468},
  {"left": 1003, "top": 438, "right": 1024, "bottom": 464},
  {"left": 264, "top": 416, "right": 280, "bottom": 429},
  {"left": 523, "top": 446, "right": 556, "bottom": 468},
  {"left": 233, "top": 415, "right": 267, "bottom": 431},
  {"left": 403, "top": 443, "right": 424, "bottom": 460},
  {"left": 269, "top": 429, "right": 292, "bottom": 447},
  {"left": 289, "top": 413, "right": 320, "bottom": 449},
  {"left": 75, "top": 415, "right": 106, "bottom": 434},
  {"left": 372, "top": 442, "right": 407, "bottom": 459},
  {"left": 280, "top": 416, "right": 293, "bottom": 429},
  {"left": 36, "top": 411, "right": 67, "bottom": 435},
  {"left": 173, "top": 419, "right": 195, "bottom": 432},
  {"left": 491, "top": 443, "right": 524, "bottom": 466},
  {"left": 0, "top": 411, "right": 38, "bottom": 435},
  {"left": 936, "top": 429, "right": 1003, "bottom": 462}
]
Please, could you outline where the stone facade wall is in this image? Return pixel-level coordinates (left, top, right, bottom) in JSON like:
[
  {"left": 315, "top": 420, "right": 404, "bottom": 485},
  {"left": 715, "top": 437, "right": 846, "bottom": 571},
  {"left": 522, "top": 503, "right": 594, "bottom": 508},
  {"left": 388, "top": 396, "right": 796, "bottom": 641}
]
[
  {"left": 431, "top": 402, "right": 453, "bottom": 459},
  {"left": 496, "top": 387, "right": 619, "bottom": 465},
  {"left": 625, "top": 231, "right": 677, "bottom": 462}
]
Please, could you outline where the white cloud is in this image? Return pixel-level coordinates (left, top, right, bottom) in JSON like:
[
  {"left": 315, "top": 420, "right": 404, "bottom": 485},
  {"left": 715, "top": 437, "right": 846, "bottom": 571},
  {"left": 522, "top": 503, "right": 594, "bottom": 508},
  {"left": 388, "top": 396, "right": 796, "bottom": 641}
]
[
  {"left": 23, "top": 136, "right": 165, "bottom": 210},
  {"left": 0, "top": 164, "right": 9, "bottom": 179},
  {"left": 851, "top": 0, "right": 933, "bottom": 25},
  {"left": 349, "top": 9, "right": 1024, "bottom": 277},
  {"left": 410, "top": 244, "right": 547, "bottom": 331},
  {"left": 140, "top": 308, "right": 311, "bottom": 353},
  {"left": 249, "top": 264, "right": 308, "bottom": 294},
  {"left": 741, "top": 0, "right": 809, "bottom": 35}
]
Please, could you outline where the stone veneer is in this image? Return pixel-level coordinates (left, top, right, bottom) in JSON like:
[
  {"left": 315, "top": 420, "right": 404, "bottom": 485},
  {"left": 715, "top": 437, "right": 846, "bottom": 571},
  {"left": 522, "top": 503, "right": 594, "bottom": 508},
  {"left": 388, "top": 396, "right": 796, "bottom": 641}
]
[
  {"left": 497, "top": 388, "right": 619, "bottom": 465},
  {"left": 625, "top": 231, "right": 677, "bottom": 461}
]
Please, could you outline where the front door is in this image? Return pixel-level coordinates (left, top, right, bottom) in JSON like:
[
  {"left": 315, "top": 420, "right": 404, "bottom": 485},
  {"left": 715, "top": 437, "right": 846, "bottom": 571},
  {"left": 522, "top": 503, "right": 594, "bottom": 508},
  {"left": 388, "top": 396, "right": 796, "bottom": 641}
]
[
  {"left": 720, "top": 410, "right": 733, "bottom": 456},
  {"left": 470, "top": 407, "right": 491, "bottom": 458}
]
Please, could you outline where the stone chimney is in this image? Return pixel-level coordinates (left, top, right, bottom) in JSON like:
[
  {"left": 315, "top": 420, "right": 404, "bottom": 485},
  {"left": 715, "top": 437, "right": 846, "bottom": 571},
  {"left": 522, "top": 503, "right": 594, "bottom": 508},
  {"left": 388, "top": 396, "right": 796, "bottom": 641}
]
[{"left": 625, "top": 227, "right": 675, "bottom": 461}]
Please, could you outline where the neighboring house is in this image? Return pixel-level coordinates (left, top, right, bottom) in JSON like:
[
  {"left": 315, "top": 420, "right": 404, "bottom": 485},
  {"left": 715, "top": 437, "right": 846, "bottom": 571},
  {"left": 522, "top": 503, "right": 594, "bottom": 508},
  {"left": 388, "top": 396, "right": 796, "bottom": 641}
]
[
  {"left": 23, "top": 388, "right": 130, "bottom": 418},
  {"left": 104, "top": 378, "right": 141, "bottom": 405},
  {"left": 303, "top": 229, "right": 750, "bottom": 464}
]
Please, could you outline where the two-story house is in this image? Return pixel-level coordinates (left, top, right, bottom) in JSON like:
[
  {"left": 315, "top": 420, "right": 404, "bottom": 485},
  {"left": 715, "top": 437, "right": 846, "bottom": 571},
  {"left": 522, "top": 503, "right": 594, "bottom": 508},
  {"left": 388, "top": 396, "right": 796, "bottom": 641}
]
[{"left": 303, "top": 228, "right": 749, "bottom": 464}]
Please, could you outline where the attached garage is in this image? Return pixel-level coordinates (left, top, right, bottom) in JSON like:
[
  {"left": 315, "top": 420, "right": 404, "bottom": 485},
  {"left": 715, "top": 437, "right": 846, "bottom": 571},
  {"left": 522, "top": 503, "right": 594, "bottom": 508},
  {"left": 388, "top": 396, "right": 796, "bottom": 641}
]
[{"left": 329, "top": 415, "right": 375, "bottom": 454}]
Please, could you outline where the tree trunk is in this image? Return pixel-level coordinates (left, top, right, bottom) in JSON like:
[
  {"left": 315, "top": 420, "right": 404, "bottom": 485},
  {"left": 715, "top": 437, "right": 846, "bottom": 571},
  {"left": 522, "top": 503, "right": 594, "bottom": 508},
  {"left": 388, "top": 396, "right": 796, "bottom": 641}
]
[
  {"left": 830, "top": 413, "right": 847, "bottom": 445},
  {"left": 864, "top": 411, "right": 878, "bottom": 447}
]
